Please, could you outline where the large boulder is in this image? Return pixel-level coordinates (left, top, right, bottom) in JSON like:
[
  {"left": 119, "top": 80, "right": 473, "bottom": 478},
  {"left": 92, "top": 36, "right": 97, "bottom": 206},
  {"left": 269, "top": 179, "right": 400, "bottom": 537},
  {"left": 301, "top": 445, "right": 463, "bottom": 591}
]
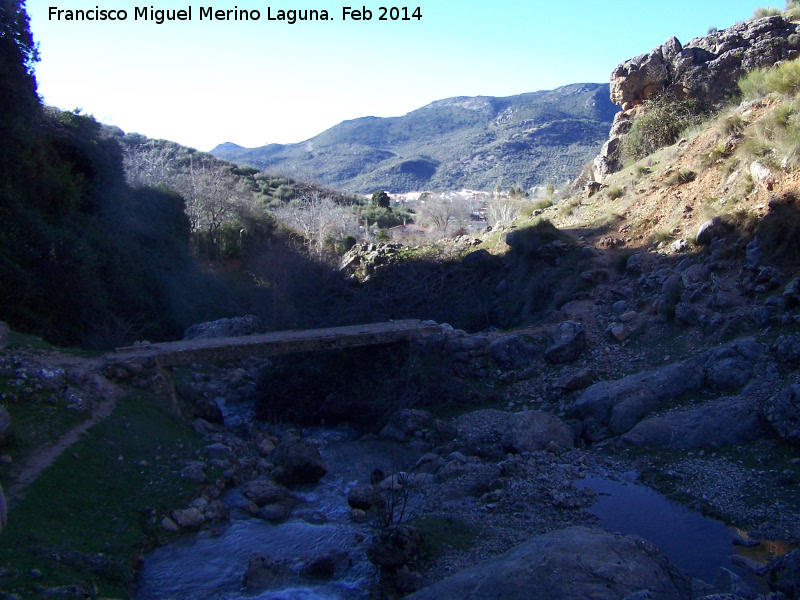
[
  {"left": 620, "top": 396, "right": 764, "bottom": 449},
  {"left": 764, "top": 384, "right": 800, "bottom": 444},
  {"left": 544, "top": 321, "right": 586, "bottom": 364},
  {"left": 270, "top": 433, "right": 328, "bottom": 486},
  {"left": 568, "top": 340, "right": 762, "bottom": 440},
  {"left": 453, "top": 409, "right": 514, "bottom": 459},
  {"left": 406, "top": 527, "right": 693, "bottom": 600},
  {"left": 488, "top": 335, "right": 536, "bottom": 368},
  {"left": 501, "top": 411, "right": 574, "bottom": 453}
]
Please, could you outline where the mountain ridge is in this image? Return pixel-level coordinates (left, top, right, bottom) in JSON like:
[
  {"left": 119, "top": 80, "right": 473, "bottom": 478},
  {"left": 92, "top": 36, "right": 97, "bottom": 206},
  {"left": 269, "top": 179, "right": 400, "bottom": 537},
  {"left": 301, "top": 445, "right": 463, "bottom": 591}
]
[{"left": 211, "top": 83, "right": 619, "bottom": 193}]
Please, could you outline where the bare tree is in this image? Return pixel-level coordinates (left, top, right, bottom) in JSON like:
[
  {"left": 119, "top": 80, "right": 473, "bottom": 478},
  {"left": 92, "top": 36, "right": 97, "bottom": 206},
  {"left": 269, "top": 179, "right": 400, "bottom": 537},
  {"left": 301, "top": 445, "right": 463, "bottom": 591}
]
[
  {"left": 487, "top": 196, "right": 522, "bottom": 226},
  {"left": 272, "top": 191, "right": 358, "bottom": 258},
  {"left": 415, "top": 193, "right": 473, "bottom": 236}
]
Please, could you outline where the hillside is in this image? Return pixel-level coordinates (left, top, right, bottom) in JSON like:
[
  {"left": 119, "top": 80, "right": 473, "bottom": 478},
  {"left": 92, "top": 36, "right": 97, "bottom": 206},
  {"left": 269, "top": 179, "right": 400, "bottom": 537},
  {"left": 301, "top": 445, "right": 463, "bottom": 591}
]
[{"left": 211, "top": 83, "right": 619, "bottom": 193}]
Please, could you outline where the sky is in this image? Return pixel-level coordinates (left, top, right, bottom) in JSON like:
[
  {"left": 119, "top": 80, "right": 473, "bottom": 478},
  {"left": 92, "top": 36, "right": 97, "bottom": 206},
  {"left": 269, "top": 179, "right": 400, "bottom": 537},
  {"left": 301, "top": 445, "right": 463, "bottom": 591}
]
[{"left": 27, "top": 0, "right": 782, "bottom": 151}]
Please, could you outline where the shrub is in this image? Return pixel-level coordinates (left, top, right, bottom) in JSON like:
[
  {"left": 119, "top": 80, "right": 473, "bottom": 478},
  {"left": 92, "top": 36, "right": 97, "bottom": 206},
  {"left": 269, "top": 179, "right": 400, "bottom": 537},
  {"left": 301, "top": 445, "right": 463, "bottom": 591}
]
[
  {"left": 607, "top": 186, "right": 625, "bottom": 199},
  {"left": 666, "top": 168, "right": 697, "bottom": 186},
  {"left": 738, "top": 56, "right": 800, "bottom": 99},
  {"left": 622, "top": 97, "right": 703, "bottom": 161},
  {"left": 740, "top": 98, "right": 800, "bottom": 168},
  {"left": 753, "top": 6, "right": 781, "bottom": 18}
]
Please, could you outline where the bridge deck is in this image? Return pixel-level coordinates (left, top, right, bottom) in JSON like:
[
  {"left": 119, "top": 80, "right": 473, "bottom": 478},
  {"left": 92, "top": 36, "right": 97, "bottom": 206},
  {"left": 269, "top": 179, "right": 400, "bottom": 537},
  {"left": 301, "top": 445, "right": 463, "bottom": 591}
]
[{"left": 111, "top": 319, "right": 442, "bottom": 368}]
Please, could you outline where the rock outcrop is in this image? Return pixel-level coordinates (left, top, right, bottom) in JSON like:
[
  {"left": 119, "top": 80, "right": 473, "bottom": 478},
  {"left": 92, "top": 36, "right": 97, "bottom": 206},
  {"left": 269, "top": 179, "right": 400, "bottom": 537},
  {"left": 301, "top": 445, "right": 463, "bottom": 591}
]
[
  {"left": 406, "top": 527, "right": 693, "bottom": 600},
  {"left": 594, "top": 15, "right": 800, "bottom": 180}
]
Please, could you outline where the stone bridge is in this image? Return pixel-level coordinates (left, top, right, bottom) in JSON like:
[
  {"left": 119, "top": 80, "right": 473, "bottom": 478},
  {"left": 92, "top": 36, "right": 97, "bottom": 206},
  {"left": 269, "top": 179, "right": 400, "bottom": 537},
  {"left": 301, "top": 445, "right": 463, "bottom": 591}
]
[
  {"left": 105, "top": 320, "right": 443, "bottom": 415},
  {"left": 110, "top": 319, "right": 442, "bottom": 368}
]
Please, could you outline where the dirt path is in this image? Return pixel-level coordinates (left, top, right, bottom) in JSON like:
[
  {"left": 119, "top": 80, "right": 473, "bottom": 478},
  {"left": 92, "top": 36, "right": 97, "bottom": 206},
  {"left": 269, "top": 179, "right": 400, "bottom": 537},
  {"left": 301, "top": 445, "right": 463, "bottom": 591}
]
[{"left": 5, "top": 360, "right": 121, "bottom": 509}]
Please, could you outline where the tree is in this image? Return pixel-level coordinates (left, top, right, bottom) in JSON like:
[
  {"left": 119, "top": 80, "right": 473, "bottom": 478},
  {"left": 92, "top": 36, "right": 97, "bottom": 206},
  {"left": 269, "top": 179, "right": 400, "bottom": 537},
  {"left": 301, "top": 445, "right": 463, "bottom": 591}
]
[
  {"left": 273, "top": 192, "right": 358, "bottom": 258},
  {"left": 0, "top": 0, "right": 39, "bottom": 172},
  {"left": 371, "top": 190, "right": 391, "bottom": 208}
]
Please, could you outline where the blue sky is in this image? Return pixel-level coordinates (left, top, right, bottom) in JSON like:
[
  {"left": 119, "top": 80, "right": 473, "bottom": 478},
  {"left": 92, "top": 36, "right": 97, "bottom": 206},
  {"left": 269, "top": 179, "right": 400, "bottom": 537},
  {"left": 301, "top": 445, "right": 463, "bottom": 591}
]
[{"left": 27, "top": 1, "right": 780, "bottom": 150}]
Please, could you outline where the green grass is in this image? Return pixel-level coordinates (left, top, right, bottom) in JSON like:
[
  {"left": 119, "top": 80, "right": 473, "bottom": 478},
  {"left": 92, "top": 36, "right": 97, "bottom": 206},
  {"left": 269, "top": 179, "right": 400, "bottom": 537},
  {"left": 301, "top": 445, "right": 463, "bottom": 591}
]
[
  {"left": 414, "top": 515, "right": 483, "bottom": 561},
  {"left": 0, "top": 379, "right": 89, "bottom": 463},
  {"left": 739, "top": 56, "right": 800, "bottom": 100},
  {"left": 0, "top": 392, "right": 209, "bottom": 599}
]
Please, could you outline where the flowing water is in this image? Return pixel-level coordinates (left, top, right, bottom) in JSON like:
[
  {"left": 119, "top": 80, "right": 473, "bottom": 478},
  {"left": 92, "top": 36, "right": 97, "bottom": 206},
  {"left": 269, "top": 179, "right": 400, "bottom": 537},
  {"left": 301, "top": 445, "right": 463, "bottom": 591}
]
[{"left": 134, "top": 429, "right": 422, "bottom": 600}]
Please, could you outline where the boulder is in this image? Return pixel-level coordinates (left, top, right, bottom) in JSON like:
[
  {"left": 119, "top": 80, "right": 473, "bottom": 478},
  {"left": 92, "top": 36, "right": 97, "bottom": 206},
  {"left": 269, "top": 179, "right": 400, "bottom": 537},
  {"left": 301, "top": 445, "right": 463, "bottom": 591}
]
[
  {"left": 170, "top": 507, "right": 205, "bottom": 529},
  {"left": 544, "top": 321, "right": 586, "bottom": 364},
  {"left": 489, "top": 335, "right": 536, "bottom": 368},
  {"left": 203, "top": 443, "right": 233, "bottom": 462},
  {"left": 620, "top": 396, "right": 764, "bottom": 449},
  {"left": 501, "top": 411, "right": 574, "bottom": 453},
  {"left": 380, "top": 409, "right": 433, "bottom": 442},
  {"left": 242, "top": 478, "right": 296, "bottom": 507},
  {"left": 270, "top": 433, "right": 327, "bottom": 486},
  {"left": 406, "top": 527, "right": 692, "bottom": 600},
  {"left": 764, "top": 549, "right": 800, "bottom": 596},
  {"left": 569, "top": 341, "right": 760, "bottom": 439},
  {"left": 764, "top": 384, "right": 800, "bottom": 444},
  {"left": 347, "top": 484, "right": 381, "bottom": 510},
  {"left": 242, "top": 554, "right": 296, "bottom": 592},
  {"left": 453, "top": 409, "right": 514, "bottom": 459}
]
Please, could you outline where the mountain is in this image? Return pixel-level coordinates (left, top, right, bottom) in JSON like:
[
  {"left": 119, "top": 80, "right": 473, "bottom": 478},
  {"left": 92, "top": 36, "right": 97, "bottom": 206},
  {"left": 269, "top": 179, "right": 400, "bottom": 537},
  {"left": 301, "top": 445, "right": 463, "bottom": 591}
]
[{"left": 211, "top": 83, "right": 619, "bottom": 193}]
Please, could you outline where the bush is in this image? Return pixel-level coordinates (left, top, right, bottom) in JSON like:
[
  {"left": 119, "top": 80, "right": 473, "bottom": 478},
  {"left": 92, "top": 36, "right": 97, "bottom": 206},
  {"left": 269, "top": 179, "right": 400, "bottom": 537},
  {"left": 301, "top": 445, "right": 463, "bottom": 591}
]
[
  {"left": 738, "top": 56, "right": 800, "bottom": 99},
  {"left": 622, "top": 97, "right": 703, "bottom": 161},
  {"left": 753, "top": 6, "right": 782, "bottom": 18},
  {"left": 741, "top": 98, "right": 800, "bottom": 168},
  {"left": 607, "top": 186, "right": 625, "bottom": 199}
]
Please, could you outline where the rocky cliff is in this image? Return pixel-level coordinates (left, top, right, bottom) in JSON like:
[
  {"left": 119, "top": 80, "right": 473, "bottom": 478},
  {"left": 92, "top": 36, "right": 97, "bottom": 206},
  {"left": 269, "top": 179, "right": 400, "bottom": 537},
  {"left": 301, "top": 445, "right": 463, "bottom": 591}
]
[{"left": 594, "top": 14, "right": 800, "bottom": 180}]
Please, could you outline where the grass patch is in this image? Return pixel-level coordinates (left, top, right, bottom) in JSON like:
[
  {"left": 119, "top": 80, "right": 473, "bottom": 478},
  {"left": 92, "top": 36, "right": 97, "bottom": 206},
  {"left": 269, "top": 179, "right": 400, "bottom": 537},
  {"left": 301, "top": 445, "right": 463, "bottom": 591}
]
[
  {"left": 666, "top": 168, "right": 696, "bottom": 186},
  {"left": 558, "top": 196, "right": 581, "bottom": 217},
  {"left": 0, "top": 392, "right": 208, "bottom": 599},
  {"left": 739, "top": 98, "right": 800, "bottom": 169},
  {"left": 0, "top": 379, "right": 89, "bottom": 465},
  {"left": 739, "top": 56, "right": 800, "bottom": 100},
  {"left": 414, "top": 515, "right": 483, "bottom": 561},
  {"left": 606, "top": 186, "right": 625, "bottom": 200}
]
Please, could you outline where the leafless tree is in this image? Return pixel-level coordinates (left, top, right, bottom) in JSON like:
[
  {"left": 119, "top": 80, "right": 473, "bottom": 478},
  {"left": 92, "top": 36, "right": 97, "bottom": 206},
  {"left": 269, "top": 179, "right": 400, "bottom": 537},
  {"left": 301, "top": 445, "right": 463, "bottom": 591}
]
[
  {"left": 415, "top": 193, "right": 472, "bottom": 236},
  {"left": 272, "top": 191, "right": 358, "bottom": 258}
]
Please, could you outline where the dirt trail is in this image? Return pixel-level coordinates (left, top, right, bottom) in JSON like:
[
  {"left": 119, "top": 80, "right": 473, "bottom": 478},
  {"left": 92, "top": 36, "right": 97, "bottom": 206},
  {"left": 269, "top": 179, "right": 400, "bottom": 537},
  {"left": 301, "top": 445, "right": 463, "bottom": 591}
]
[{"left": 5, "top": 356, "right": 121, "bottom": 509}]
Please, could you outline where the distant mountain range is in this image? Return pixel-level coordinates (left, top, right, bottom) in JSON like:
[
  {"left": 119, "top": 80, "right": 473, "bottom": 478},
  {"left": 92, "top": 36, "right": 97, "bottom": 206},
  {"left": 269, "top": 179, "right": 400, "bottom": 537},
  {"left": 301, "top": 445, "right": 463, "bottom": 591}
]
[{"left": 211, "top": 83, "right": 619, "bottom": 193}]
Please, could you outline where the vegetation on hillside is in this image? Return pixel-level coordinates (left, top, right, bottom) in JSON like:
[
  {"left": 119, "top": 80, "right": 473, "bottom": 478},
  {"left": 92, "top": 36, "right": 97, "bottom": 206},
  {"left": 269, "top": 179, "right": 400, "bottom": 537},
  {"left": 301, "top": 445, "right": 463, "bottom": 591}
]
[{"left": 211, "top": 84, "right": 620, "bottom": 193}]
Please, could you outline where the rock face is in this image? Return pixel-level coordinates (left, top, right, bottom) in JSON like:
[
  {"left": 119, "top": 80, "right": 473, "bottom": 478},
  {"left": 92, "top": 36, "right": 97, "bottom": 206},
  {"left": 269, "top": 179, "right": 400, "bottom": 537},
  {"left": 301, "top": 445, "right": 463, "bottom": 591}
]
[
  {"left": 568, "top": 340, "right": 766, "bottom": 441},
  {"left": 406, "top": 527, "right": 693, "bottom": 600},
  {"left": 620, "top": 396, "right": 764, "bottom": 449},
  {"left": 595, "top": 15, "right": 800, "bottom": 180}
]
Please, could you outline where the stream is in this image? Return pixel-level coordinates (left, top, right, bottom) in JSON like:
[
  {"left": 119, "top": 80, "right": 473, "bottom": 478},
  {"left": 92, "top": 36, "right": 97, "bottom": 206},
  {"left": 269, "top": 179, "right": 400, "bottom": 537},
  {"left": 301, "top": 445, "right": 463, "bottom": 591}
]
[
  {"left": 135, "top": 423, "right": 765, "bottom": 598},
  {"left": 134, "top": 429, "right": 422, "bottom": 600}
]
